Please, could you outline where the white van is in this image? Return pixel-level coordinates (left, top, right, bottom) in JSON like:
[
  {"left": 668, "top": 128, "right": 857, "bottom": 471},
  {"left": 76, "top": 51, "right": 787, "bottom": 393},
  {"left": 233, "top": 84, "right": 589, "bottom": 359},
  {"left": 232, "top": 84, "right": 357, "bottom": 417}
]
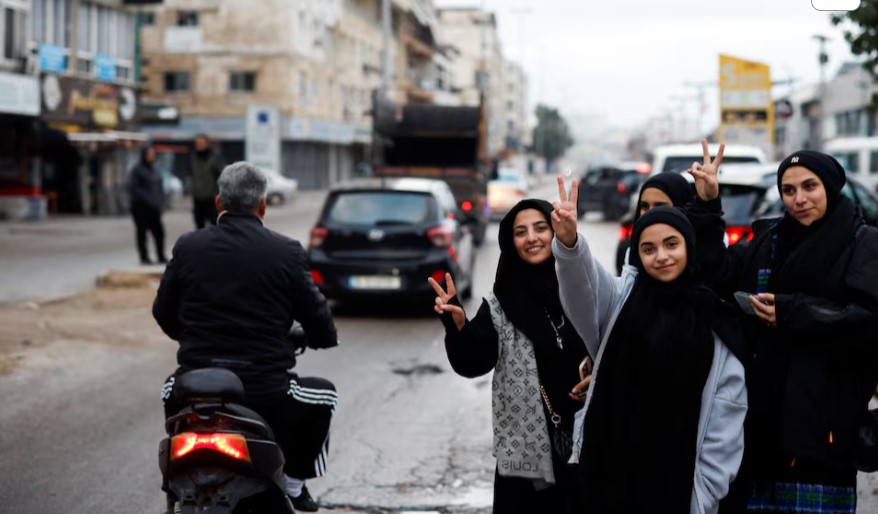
[
  {"left": 649, "top": 143, "right": 767, "bottom": 177},
  {"left": 825, "top": 137, "right": 878, "bottom": 193}
]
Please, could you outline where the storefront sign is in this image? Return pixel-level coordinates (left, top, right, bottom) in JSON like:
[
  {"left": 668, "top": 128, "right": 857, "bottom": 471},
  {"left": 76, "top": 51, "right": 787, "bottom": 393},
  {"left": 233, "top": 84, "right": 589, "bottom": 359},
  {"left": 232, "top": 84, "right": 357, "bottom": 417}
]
[
  {"left": 246, "top": 105, "right": 281, "bottom": 172},
  {"left": 719, "top": 54, "right": 774, "bottom": 158},
  {"left": 0, "top": 72, "right": 39, "bottom": 116},
  {"left": 40, "top": 74, "right": 139, "bottom": 130},
  {"left": 95, "top": 54, "right": 117, "bottom": 82},
  {"left": 39, "top": 44, "right": 67, "bottom": 73}
]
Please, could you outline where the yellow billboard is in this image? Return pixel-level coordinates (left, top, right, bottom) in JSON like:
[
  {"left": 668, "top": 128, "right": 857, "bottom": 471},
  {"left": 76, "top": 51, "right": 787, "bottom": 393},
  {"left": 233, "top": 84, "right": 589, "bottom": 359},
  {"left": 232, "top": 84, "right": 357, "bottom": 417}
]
[{"left": 718, "top": 54, "right": 774, "bottom": 158}]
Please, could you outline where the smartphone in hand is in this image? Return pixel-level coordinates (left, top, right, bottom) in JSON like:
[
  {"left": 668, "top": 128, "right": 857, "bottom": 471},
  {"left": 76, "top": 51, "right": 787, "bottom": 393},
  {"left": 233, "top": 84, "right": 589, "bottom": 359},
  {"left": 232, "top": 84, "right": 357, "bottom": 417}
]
[{"left": 734, "top": 291, "right": 757, "bottom": 316}]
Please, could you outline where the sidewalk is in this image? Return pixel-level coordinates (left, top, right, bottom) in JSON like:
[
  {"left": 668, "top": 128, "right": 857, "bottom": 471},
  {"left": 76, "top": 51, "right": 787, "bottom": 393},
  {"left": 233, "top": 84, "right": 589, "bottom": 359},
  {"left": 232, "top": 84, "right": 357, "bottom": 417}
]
[{"left": 0, "top": 191, "right": 329, "bottom": 305}]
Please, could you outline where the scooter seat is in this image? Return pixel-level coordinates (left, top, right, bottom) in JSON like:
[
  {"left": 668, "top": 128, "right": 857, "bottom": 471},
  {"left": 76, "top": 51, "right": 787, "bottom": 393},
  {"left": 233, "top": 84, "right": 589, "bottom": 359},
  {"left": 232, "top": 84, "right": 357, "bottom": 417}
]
[{"left": 175, "top": 368, "right": 246, "bottom": 404}]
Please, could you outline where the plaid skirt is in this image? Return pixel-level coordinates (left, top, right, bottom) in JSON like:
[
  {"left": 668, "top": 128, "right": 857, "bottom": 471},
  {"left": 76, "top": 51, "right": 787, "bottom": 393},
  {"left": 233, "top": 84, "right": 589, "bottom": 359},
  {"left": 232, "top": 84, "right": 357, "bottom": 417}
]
[{"left": 746, "top": 481, "right": 856, "bottom": 514}]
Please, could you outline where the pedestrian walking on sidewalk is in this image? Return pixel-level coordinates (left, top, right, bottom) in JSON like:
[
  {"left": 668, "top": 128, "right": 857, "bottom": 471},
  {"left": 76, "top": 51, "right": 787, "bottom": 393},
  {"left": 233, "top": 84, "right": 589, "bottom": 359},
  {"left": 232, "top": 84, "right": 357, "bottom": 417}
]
[
  {"left": 552, "top": 176, "right": 748, "bottom": 514},
  {"left": 429, "top": 199, "right": 589, "bottom": 513},
  {"left": 127, "top": 144, "right": 167, "bottom": 264},
  {"left": 691, "top": 150, "right": 878, "bottom": 514},
  {"left": 190, "top": 134, "right": 222, "bottom": 229}
]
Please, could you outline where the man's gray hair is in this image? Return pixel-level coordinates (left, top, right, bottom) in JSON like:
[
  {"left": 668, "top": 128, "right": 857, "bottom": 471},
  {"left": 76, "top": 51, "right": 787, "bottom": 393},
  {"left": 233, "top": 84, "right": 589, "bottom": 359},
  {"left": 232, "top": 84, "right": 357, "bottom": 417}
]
[{"left": 217, "top": 161, "right": 267, "bottom": 213}]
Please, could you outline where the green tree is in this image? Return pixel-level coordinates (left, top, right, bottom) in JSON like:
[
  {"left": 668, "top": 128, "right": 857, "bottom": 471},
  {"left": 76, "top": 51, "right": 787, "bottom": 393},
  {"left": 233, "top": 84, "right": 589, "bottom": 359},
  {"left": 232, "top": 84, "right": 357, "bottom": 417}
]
[
  {"left": 831, "top": 3, "right": 878, "bottom": 108},
  {"left": 531, "top": 104, "right": 574, "bottom": 170}
]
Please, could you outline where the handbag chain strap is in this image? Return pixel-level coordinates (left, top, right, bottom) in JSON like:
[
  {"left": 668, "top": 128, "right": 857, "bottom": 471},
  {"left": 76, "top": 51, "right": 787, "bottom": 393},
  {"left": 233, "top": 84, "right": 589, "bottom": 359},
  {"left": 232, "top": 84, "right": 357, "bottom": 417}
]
[{"left": 539, "top": 384, "right": 561, "bottom": 428}]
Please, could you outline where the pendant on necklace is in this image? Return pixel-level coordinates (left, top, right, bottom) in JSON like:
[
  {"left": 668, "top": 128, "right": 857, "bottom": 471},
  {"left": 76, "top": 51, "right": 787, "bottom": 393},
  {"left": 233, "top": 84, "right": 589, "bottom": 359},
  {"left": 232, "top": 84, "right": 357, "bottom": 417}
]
[{"left": 556, "top": 337, "right": 564, "bottom": 350}]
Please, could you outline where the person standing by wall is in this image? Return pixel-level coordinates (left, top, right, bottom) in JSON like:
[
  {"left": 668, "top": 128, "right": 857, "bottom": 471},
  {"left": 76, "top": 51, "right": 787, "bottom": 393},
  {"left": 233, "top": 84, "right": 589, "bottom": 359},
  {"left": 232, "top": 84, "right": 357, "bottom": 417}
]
[
  {"left": 128, "top": 144, "right": 167, "bottom": 264},
  {"left": 191, "top": 134, "right": 222, "bottom": 229}
]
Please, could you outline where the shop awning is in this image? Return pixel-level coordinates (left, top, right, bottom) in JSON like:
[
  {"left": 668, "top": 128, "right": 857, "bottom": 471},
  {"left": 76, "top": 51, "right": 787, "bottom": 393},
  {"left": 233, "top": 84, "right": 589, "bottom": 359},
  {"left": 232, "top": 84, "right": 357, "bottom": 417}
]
[{"left": 65, "top": 130, "right": 149, "bottom": 143}]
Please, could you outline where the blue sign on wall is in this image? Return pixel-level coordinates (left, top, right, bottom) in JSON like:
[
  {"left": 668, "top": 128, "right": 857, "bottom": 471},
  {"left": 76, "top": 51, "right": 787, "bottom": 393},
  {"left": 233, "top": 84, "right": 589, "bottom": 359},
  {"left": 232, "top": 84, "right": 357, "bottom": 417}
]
[
  {"left": 95, "top": 54, "right": 117, "bottom": 81},
  {"left": 39, "top": 44, "right": 67, "bottom": 73}
]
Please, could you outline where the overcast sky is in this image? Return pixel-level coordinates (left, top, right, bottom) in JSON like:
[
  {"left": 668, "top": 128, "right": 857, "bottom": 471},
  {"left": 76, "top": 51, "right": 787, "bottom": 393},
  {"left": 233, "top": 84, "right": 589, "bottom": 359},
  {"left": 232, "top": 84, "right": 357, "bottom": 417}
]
[{"left": 434, "top": 0, "right": 861, "bottom": 131}]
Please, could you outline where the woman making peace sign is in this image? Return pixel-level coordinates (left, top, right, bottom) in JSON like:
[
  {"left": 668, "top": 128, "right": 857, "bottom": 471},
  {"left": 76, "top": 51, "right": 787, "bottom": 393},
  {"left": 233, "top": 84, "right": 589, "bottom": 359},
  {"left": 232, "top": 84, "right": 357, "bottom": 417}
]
[
  {"left": 552, "top": 176, "right": 747, "bottom": 514},
  {"left": 429, "top": 199, "right": 589, "bottom": 512}
]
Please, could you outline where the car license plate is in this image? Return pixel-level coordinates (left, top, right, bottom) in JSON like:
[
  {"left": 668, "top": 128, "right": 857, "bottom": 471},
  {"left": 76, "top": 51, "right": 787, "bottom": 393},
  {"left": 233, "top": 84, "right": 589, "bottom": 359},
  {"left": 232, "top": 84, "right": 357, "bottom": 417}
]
[{"left": 348, "top": 275, "right": 401, "bottom": 290}]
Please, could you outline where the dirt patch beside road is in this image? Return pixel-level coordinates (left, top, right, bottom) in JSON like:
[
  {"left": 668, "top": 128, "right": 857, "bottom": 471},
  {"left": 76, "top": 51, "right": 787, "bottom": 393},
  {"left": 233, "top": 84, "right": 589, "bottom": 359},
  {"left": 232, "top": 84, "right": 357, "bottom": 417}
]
[{"left": 0, "top": 283, "right": 165, "bottom": 375}]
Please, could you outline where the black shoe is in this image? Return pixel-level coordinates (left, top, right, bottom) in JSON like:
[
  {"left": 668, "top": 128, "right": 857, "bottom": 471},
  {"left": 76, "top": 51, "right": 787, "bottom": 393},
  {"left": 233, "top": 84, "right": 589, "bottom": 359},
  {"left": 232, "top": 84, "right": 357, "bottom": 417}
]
[
  {"left": 140, "top": 258, "right": 154, "bottom": 265},
  {"left": 289, "top": 485, "right": 319, "bottom": 512},
  {"left": 158, "top": 256, "right": 168, "bottom": 264}
]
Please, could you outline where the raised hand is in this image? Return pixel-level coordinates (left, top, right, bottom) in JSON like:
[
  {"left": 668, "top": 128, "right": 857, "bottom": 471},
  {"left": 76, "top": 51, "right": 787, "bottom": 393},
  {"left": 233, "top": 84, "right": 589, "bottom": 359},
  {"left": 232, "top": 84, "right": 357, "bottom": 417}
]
[
  {"left": 428, "top": 272, "right": 466, "bottom": 331},
  {"left": 551, "top": 176, "right": 579, "bottom": 248},
  {"left": 688, "top": 139, "right": 724, "bottom": 201}
]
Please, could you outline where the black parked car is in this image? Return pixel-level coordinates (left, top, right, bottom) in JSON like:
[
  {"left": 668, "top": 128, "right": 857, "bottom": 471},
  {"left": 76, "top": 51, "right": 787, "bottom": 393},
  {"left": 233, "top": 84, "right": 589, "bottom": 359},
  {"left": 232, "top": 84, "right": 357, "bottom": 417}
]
[
  {"left": 614, "top": 174, "right": 771, "bottom": 273},
  {"left": 307, "top": 177, "right": 476, "bottom": 304},
  {"left": 578, "top": 162, "right": 651, "bottom": 221}
]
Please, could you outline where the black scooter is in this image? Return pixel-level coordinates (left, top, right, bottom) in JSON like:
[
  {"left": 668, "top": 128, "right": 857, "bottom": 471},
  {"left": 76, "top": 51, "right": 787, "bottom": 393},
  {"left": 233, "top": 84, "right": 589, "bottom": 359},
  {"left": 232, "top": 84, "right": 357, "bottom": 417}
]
[{"left": 158, "top": 326, "right": 308, "bottom": 514}]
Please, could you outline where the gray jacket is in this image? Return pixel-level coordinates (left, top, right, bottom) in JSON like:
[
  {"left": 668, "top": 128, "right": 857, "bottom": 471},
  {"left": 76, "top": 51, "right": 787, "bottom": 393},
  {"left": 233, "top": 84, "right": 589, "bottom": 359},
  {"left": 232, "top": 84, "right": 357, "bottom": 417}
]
[{"left": 553, "top": 234, "right": 747, "bottom": 514}]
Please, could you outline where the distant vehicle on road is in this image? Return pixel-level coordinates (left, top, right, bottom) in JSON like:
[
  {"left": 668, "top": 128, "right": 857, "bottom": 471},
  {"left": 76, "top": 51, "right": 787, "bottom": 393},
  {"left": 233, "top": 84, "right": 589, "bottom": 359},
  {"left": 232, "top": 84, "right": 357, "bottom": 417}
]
[
  {"left": 577, "top": 161, "right": 651, "bottom": 220},
  {"left": 307, "top": 177, "right": 476, "bottom": 304},
  {"left": 263, "top": 169, "right": 299, "bottom": 206},
  {"left": 650, "top": 143, "right": 766, "bottom": 176},
  {"left": 487, "top": 168, "right": 529, "bottom": 219}
]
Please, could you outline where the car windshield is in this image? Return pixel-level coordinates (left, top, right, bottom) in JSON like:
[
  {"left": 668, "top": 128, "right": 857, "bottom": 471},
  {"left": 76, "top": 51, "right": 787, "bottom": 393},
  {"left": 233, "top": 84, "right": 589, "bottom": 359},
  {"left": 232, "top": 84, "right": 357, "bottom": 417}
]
[
  {"left": 326, "top": 192, "right": 433, "bottom": 225},
  {"left": 662, "top": 156, "right": 762, "bottom": 173}
]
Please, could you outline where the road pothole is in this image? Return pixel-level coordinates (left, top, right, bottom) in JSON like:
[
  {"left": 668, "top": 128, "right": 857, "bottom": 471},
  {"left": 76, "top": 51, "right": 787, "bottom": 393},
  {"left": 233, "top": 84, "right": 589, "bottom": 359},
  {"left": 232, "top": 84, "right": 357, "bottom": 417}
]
[{"left": 391, "top": 363, "right": 444, "bottom": 377}]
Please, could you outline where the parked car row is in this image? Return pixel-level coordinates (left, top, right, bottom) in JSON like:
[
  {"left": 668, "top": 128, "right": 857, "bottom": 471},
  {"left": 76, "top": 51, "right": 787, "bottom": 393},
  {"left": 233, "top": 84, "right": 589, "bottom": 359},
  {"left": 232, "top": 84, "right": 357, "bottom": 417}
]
[{"left": 613, "top": 162, "right": 878, "bottom": 273}]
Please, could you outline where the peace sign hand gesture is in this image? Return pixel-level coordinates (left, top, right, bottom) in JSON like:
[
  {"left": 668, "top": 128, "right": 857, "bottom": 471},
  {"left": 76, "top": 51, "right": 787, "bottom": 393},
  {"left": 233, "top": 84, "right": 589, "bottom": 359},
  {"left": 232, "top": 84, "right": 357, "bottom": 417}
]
[
  {"left": 551, "top": 176, "right": 579, "bottom": 248},
  {"left": 688, "top": 139, "right": 725, "bottom": 202},
  {"left": 428, "top": 273, "right": 466, "bottom": 331}
]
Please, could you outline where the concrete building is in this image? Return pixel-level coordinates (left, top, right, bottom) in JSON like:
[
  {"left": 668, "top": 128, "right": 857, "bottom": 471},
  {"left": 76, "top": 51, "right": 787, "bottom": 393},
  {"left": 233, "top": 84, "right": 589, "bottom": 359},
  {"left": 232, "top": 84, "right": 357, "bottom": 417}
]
[
  {"left": 0, "top": 0, "right": 142, "bottom": 219},
  {"left": 436, "top": 7, "right": 508, "bottom": 157},
  {"left": 0, "top": 0, "right": 40, "bottom": 220},
  {"left": 503, "top": 59, "right": 529, "bottom": 152},
  {"left": 139, "top": 0, "right": 377, "bottom": 190}
]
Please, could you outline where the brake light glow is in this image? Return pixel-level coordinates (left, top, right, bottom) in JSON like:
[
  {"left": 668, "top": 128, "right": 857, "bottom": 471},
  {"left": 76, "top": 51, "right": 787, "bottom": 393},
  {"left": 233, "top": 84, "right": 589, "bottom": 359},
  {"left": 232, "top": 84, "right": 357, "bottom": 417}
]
[
  {"left": 309, "top": 227, "right": 328, "bottom": 248},
  {"left": 461, "top": 200, "right": 473, "bottom": 212},
  {"left": 617, "top": 183, "right": 627, "bottom": 194},
  {"left": 170, "top": 432, "right": 251, "bottom": 462},
  {"left": 430, "top": 270, "right": 447, "bottom": 283},
  {"left": 725, "top": 226, "right": 753, "bottom": 246},
  {"left": 619, "top": 224, "right": 633, "bottom": 242},
  {"left": 311, "top": 269, "right": 325, "bottom": 285},
  {"left": 636, "top": 163, "right": 652, "bottom": 174},
  {"left": 427, "top": 226, "right": 454, "bottom": 248}
]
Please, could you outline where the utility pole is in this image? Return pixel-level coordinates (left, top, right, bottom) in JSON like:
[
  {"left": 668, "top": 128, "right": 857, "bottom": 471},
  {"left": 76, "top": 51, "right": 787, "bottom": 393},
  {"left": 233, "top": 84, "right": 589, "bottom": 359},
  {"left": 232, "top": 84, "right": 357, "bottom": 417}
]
[
  {"left": 381, "top": 0, "right": 392, "bottom": 95},
  {"left": 683, "top": 81, "right": 713, "bottom": 139},
  {"left": 813, "top": 34, "right": 830, "bottom": 151}
]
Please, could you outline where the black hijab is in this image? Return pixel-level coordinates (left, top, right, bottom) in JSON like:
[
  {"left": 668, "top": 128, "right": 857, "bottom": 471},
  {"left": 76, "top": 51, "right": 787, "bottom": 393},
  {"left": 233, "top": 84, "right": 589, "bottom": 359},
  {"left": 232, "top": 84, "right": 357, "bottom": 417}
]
[
  {"left": 634, "top": 172, "right": 695, "bottom": 222},
  {"left": 579, "top": 207, "right": 733, "bottom": 513},
  {"left": 494, "top": 199, "right": 586, "bottom": 427}
]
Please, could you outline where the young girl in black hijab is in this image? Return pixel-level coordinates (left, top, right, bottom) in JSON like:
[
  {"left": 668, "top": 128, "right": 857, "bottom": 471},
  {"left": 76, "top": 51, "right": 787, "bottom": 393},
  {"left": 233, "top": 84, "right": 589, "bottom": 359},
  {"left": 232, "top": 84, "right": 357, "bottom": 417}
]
[
  {"left": 552, "top": 176, "right": 747, "bottom": 513},
  {"left": 429, "top": 199, "right": 588, "bottom": 513},
  {"left": 692, "top": 150, "right": 878, "bottom": 513}
]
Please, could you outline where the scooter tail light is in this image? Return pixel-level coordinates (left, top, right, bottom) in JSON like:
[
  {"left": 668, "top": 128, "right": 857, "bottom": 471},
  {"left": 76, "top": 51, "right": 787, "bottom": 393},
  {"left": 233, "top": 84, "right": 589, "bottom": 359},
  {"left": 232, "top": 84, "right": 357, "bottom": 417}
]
[{"left": 170, "top": 432, "right": 251, "bottom": 462}]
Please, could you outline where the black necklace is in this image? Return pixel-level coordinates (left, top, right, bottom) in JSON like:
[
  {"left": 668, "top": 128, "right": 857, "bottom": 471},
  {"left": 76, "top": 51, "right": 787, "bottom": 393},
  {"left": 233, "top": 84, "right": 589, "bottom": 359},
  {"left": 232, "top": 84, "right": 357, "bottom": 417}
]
[{"left": 545, "top": 308, "right": 566, "bottom": 350}]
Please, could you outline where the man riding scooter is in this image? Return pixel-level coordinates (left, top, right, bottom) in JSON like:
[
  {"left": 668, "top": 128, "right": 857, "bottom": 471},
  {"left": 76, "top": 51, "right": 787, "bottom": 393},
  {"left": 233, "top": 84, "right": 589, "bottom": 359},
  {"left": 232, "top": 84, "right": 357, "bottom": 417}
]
[{"left": 153, "top": 161, "right": 339, "bottom": 512}]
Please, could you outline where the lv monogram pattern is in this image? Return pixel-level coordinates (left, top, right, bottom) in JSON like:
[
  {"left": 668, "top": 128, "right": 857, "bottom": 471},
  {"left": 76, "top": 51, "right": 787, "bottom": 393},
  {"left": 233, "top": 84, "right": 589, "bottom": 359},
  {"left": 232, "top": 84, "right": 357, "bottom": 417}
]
[{"left": 487, "top": 294, "right": 556, "bottom": 486}]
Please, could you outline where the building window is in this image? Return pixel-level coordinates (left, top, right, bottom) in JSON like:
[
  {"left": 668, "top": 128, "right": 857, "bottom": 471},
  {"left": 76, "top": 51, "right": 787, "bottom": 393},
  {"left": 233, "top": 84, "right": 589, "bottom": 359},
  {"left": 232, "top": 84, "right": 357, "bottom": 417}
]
[
  {"left": 229, "top": 71, "right": 256, "bottom": 92},
  {"left": 164, "top": 71, "right": 190, "bottom": 92},
  {"left": 177, "top": 10, "right": 198, "bottom": 26},
  {"left": 140, "top": 12, "right": 155, "bottom": 25},
  {"left": 1, "top": 6, "right": 26, "bottom": 61}
]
